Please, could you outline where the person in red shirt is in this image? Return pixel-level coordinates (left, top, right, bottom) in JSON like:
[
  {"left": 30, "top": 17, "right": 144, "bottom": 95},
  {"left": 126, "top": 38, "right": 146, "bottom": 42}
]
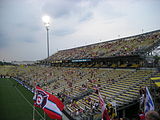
[{"left": 139, "top": 110, "right": 145, "bottom": 120}]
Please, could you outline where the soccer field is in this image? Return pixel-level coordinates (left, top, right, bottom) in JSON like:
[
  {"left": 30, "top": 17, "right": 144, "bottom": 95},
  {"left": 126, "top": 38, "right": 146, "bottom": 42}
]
[{"left": 0, "top": 78, "right": 51, "bottom": 120}]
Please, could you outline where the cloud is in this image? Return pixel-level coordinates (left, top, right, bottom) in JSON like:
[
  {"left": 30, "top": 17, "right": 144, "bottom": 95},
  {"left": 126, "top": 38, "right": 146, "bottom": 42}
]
[
  {"left": 41, "top": 0, "right": 109, "bottom": 37},
  {"left": 0, "top": 0, "right": 160, "bottom": 61},
  {"left": 79, "top": 12, "right": 93, "bottom": 22},
  {"left": 0, "top": 0, "right": 43, "bottom": 46},
  {"left": 0, "top": 32, "right": 9, "bottom": 48},
  {"left": 42, "top": 0, "right": 77, "bottom": 18},
  {"left": 54, "top": 28, "right": 75, "bottom": 36}
]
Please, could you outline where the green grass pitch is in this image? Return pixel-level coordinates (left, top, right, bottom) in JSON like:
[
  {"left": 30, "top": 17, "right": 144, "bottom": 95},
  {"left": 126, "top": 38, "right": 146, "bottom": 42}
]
[{"left": 0, "top": 78, "right": 51, "bottom": 120}]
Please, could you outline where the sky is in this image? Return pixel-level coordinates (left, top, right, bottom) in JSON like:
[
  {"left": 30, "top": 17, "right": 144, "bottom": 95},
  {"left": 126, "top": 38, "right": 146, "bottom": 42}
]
[{"left": 0, "top": 0, "right": 160, "bottom": 62}]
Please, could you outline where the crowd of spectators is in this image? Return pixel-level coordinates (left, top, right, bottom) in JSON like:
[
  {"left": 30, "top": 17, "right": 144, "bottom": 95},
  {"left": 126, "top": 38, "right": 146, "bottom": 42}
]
[
  {"left": 1, "top": 65, "right": 159, "bottom": 119},
  {"left": 46, "top": 30, "right": 160, "bottom": 62}
]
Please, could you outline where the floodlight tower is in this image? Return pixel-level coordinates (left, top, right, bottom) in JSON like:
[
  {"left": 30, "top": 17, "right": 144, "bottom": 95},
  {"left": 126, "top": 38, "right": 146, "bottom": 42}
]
[{"left": 42, "top": 15, "right": 50, "bottom": 58}]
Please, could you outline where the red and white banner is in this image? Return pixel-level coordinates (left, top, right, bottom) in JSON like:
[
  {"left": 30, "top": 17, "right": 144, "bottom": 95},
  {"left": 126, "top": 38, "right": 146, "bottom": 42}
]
[
  {"left": 33, "top": 86, "right": 64, "bottom": 120},
  {"left": 98, "top": 91, "right": 110, "bottom": 120}
]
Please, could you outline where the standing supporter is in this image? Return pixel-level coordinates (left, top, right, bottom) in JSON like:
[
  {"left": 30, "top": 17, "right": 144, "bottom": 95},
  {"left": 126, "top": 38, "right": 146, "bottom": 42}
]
[
  {"left": 139, "top": 86, "right": 145, "bottom": 111},
  {"left": 139, "top": 110, "right": 145, "bottom": 120}
]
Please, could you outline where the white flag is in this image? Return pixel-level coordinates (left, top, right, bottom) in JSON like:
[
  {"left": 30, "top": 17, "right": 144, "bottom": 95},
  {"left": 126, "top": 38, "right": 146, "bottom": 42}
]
[{"left": 144, "top": 87, "right": 155, "bottom": 113}]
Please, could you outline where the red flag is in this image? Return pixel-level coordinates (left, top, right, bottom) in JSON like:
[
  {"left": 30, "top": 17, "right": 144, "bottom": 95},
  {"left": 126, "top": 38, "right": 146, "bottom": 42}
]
[
  {"left": 98, "top": 91, "right": 110, "bottom": 120},
  {"left": 33, "top": 86, "right": 64, "bottom": 120}
]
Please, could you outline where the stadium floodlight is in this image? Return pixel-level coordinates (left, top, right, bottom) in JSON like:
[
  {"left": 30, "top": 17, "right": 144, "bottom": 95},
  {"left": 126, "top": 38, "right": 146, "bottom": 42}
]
[
  {"left": 42, "top": 15, "right": 50, "bottom": 27},
  {"left": 42, "top": 15, "right": 50, "bottom": 58}
]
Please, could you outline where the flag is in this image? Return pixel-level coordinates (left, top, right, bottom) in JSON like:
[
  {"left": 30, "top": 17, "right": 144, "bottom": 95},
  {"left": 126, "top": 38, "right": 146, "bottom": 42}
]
[
  {"left": 33, "top": 86, "right": 64, "bottom": 120},
  {"left": 98, "top": 91, "right": 110, "bottom": 120},
  {"left": 144, "top": 87, "right": 154, "bottom": 113}
]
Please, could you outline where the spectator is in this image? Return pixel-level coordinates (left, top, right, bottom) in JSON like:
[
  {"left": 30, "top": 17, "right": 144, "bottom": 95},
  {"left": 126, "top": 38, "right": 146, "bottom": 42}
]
[
  {"left": 145, "top": 110, "right": 160, "bottom": 120},
  {"left": 139, "top": 110, "right": 145, "bottom": 120}
]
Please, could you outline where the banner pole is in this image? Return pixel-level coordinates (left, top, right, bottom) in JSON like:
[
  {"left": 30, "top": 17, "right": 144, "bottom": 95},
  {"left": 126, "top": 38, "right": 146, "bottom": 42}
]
[
  {"left": 33, "top": 105, "right": 35, "bottom": 120},
  {"left": 44, "top": 111, "right": 46, "bottom": 120},
  {"left": 33, "top": 83, "right": 36, "bottom": 120}
]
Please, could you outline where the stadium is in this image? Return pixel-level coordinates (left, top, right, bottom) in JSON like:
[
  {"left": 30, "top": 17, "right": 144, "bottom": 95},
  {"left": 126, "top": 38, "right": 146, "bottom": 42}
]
[
  {"left": 0, "top": 29, "right": 160, "bottom": 120},
  {"left": 1, "top": 1, "right": 160, "bottom": 120}
]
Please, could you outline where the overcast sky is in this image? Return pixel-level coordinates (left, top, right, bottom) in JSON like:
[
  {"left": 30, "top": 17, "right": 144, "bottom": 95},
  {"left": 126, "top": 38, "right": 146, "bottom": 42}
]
[{"left": 0, "top": 0, "right": 160, "bottom": 62}]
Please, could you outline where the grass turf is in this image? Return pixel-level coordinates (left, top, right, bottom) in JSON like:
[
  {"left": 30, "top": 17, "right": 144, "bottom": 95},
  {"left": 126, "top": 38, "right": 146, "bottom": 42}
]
[{"left": 0, "top": 78, "right": 51, "bottom": 120}]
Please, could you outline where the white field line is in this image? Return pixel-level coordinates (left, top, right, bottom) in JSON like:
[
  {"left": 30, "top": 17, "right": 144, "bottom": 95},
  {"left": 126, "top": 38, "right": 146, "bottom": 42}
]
[{"left": 8, "top": 79, "right": 45, "bottom": 120}]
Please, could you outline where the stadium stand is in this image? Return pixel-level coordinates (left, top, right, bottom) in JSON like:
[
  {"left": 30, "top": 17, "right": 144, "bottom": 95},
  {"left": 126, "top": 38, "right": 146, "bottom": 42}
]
[
  {"left": 0, "top": 29, "right": 160, "bottom": 119},
  {"left": 44, "top": 29, "right": 160, "bottom": 61}
]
